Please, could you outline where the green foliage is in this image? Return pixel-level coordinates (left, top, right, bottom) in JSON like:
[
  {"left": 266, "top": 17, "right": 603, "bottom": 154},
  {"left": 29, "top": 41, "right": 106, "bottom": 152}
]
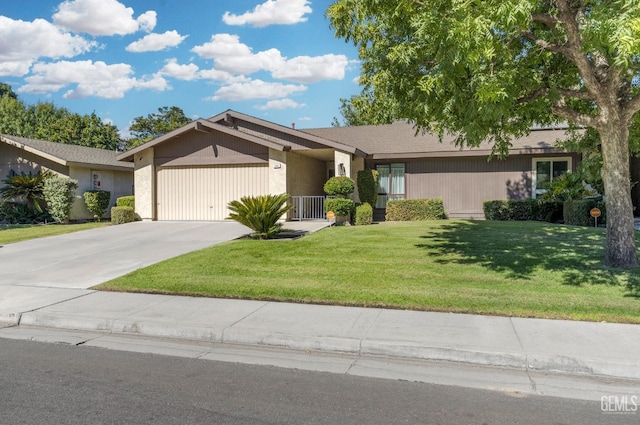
[
  {"left": 0, "top": 171, "right": 52, "bottom": 214},
  {"left": 325, "top": 197, "right": 354, "bottom": 217},
  {"left": 43, "top": 176, "right": 78, "bottom": 223},
  {"left": 332, "top": 89, "right": 400, "bottom": 126},
  {"left": 126, "top": 106, "right": 192, "bottom": 149},
  {"left": 0, "top": 90, "right": 121, "bottom": 150},
  {"left": 0, "top": 82, "right": 18, "bottom": 100},
  {"left": 116, "top": 195, "right": 135, "bottom": 209},
  {"left": 564, "top": 198, "right": 603, "bottom": 227},
  {"left": 483, "top": 199, "right": 563, "bottom": 222},
  {"left": 323, "top": 176, "right": 355, "bottom": 196},
  {"left": 111, "top": 206, "right": 135, "bottom": 225},
  {"left": 357, "top": 169, "right": 378, "bottom": 207},
  {"left": 355, "top": 202, "right": 373, "bottom": 225},
  {"left": 540, "top": 172, "right": 597, "bottom": 203},
  {"left": 0, "top": 202, "right": 50, "bottom": 224},
  {"left": 83, "top": 190, "right": 111, "bottom": 221},
  {"left": 385, "top": 199, "right": 447, "bottom": 221},
  {"left": 227, "top": 194, "right": 292, "bottom": 239}
]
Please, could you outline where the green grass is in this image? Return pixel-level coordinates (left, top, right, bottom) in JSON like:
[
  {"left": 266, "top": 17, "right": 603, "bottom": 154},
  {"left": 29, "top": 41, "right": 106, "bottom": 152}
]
[
  {"left": 96, "top": 220, "right": 640, "bottom": 323},
  {"left": 0, "top": 222, "right": 109, "bottom": 244}
]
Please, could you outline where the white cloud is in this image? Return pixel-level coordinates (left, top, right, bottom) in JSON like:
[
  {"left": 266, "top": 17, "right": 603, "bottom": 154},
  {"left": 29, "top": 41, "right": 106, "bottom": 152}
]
[
  {"left": 18, "top": 60, "right": 167, "bottom": 99},
  {"left": 0, "top": 16, "right": 95, "bottom": 76},
  {"left": 255, "top": 98, "right": 306, "bottom": 110},
  {"left": 53, "top": 0, "right": 156, "bottom": 36},
  {"left": 273, "top": 54, "right": 349, "bottom": 83},
  {"left": 126, "top": 30, "right": 187, "bottom": 53},
  {"left": 192, "top": 34, "right": 284, "bottom": 74},
  {"left": 298, "top": 116, "right": 312, "bottom": 121},
  {"left": 192, "top": 34, "right": 348, "bottom": 83},
  {"left": 223, "top": 0, "right": 312, "bottom": 27},
  {"left": 160, "top": 59, "right": 200, "bottom": 80},
  {"left": 210, "top": 79, "right": 306, "bottom": 102}
]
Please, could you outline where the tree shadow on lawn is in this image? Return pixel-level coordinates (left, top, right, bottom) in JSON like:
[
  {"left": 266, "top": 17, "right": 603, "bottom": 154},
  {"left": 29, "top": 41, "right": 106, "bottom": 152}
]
[{"left": 415, "top": 220, "right": 640, "bottom": 296}]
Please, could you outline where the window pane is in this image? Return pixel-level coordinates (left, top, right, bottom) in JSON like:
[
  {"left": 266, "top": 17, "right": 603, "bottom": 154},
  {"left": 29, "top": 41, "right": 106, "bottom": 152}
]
[
  {"left": 377, "top": 165, "right": 390, "bottom": 194},
  {"left": 536, "top": 161, "right": 551, "bottom": 187},
  {"left": 553, "top": 161, "right": 568, "bottom": 178},
  {"left": 390, "top": 163, "right": 405, "bottom": 195}
]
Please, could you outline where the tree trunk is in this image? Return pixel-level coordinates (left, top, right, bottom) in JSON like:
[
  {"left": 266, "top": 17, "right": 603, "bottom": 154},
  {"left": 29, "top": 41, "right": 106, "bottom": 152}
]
[{"left": 600, "top": 123, "right": 638, "bottom": 268}]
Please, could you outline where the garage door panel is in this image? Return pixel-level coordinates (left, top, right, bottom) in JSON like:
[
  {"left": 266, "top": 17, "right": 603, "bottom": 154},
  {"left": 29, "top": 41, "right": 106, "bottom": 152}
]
[{"left": 156, "top": 164, "right": 268, "bottom": 220}]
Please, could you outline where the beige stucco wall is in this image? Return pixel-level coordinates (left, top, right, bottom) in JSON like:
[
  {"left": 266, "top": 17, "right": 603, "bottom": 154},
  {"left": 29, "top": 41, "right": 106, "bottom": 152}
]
[
  {"left": 268, "top": 148, "right": 287, "bottom": 195},
  {"left": 286, "top": 151, "right": 325, "bottom": 196},
  {"left": 134, "top": 148, "right": 155, "bottom": 220},
  {"left": 0, "top": 143, "right": 68, "bottom": 180},
  {"left": 334, "top": 150, "right": 352, "bottom": 179},
  {"left": 69, "top": 166, "right": 133, "bottom": 220}
]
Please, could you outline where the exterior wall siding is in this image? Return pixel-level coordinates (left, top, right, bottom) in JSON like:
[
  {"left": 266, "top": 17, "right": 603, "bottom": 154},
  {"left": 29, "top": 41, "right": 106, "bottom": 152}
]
[
  {"left": 286, "top": 151, "right": 325, "bottom": 196},
  {"left": 373, "top": 153, "right": 581, "bottom": 219},
  {"left": 69, "top": 167, "right": 134, "bottom": 220},
  {"left": 154, "top": 129, "right": 269, "bottom": 167},
  {"left": 134, "top": 148, "right": 155, "bottom": 220},
  {"left": 0, "top": 143, "right": 68, "bottom": 180},
  {"left": 156, "top": 164, "right": 269, "bottom": 221}
]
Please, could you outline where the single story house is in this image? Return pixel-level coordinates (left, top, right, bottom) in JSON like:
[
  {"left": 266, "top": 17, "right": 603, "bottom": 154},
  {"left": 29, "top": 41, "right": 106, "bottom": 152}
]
[
  {"left": 117, "top": 109, "right": 583, "bottom": 221},
  {"left": 0, "top": 135, "right": 134, "bottom": 220}
]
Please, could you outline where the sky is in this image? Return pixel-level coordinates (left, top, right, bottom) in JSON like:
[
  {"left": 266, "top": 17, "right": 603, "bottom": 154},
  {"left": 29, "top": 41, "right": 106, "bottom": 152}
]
[{"left": 0, "top": 0, "right": 361, "bottom": 137}]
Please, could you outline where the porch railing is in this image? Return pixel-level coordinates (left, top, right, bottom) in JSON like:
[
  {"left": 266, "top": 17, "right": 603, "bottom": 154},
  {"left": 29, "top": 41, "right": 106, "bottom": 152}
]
[{"left": 289, "top": 196, "right": 327, "bottom": 221}]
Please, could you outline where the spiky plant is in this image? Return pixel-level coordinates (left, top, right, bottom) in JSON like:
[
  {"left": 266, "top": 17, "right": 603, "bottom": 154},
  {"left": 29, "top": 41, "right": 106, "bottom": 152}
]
[
  {"left": 0, "top": 171, "right": 52, "bottom": 213},
  {"left": 227, "top": 193, "right": 292, "bottom": 239}
]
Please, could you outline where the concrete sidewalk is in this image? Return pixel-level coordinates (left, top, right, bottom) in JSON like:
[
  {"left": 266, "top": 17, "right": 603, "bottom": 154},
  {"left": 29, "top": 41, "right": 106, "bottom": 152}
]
[{"left": 8, "top": 291, "right": 640, "bottom": 382}]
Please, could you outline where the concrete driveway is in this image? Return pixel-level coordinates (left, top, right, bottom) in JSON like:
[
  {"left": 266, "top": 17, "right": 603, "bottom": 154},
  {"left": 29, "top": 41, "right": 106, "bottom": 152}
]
[{"left": 0, "top": 221, "right": 248, "bottom": 322}]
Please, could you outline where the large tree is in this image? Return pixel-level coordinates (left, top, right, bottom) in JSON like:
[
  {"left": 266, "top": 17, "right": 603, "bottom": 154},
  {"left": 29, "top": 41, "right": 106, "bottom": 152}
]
[
  {"left": 329, "top": 0, "right": 640, "bottom": 268},
  {"left": 126, "top": 106, "right": 192, "bottom": 149}
]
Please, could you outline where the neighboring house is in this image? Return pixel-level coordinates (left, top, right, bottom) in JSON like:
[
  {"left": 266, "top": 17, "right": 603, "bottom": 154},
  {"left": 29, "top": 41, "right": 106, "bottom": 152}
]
[
  {"left": 117, "top": 109, "right": 581, "bottom": 221},
  {"left": 0, "top": 135, "right": 134, "bottom": 221}
]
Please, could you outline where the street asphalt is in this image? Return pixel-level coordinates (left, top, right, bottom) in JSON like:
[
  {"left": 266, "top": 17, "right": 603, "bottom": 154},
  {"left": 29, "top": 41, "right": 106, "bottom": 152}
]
[{"left": 1, "top": 220, "right": 639, "bottom": 387}]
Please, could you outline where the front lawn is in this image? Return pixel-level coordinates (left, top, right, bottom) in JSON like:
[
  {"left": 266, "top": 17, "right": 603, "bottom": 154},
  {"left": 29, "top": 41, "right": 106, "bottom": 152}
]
[
  {"left": 0, "top": 222, "right": 109, "bottom": 244},
  {"left": 96, "top": 220, "right": 640, "bottom": 323}
]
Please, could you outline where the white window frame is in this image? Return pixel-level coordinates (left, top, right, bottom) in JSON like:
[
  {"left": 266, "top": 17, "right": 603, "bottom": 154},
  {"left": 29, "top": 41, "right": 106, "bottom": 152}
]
[{"left": 531, "top": 157, "right": 572, "bottom": 198}]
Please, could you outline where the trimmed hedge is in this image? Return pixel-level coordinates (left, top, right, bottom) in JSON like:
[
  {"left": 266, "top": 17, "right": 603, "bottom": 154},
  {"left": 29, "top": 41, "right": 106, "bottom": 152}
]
[
  {"left": 483, "top": 199, "right": 563, "bottom": 222},
  {"left": 43, "top": 176, "right": 78, "bottom": 223},
  {"left": 116, "top": 195, "right": 135, "bottom": 209},
  {"left": 563, "top": 198, "right": 605, "bottom": 226},
  {"left": 84, "top": 190, "right": 111, "bottom": 220},
  {"left": 111, "top": 206, "right": 135, "bottom": 224},
  {"left": 355, "top": 202, "right": 373, "bottom": 225},
  {"left": 385, "top": 198, "right": 447, "bottom": 221},
  {"left": 357, "top": 169, "right": 378, "bottom": 207},
  {"left": 323, "top": 176, "right": 355, "bottom": 196},
  {"left": 325, "top": 197, "right": 354, "bottom": 217}
]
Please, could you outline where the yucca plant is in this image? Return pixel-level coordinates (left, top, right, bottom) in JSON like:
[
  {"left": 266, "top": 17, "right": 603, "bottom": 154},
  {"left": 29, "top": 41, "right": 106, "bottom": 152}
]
[
  {"left": 0, "top": 171, "right": 52, "bottom": 214},
  {"left": 227, "top": 193, "right": 292, "bottom": 239}
]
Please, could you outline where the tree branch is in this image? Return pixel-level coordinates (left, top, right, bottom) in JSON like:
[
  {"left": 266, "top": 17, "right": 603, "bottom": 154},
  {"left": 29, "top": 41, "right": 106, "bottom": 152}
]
[
  {"left": 557, "top": 88, "right": 595, "bottom": 101},
  {"left": 516, "top": 87, "right": 548, "bottom": 104},
  {"left": 521, "top": 31, "right": 567, "bottom": 55},
  {"left": 551, "top": 97, "right": 600, "bottom": 128},
  {"left": 624, "top": 95, "right": 640, "bottom": 122},
  {"left": 531, "top": 13, "right": 559, "bottom": 29}
]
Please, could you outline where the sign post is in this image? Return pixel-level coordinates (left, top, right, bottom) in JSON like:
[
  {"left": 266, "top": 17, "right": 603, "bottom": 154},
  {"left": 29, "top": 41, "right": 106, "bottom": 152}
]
[{"left": 590, "top": 208, "right": 601, "bottom": 228}]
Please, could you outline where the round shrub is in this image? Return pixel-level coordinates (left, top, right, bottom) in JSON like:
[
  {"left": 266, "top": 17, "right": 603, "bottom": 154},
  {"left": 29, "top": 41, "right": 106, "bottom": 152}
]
[
  {"left": 355, "top": 202, "right": 373, "bottom": 225},
  {"left": 323, "top": 176, "right": 355, "bottom": 196},
  {"left": 84, "top": 190, "right": 111, "bottom": 221},
  {"left": 116, "top": 195, "right": 135, "bottom": 209},
  {"left": 325, "top": 197, "right": 354, "bottom": 217},
  {"left": 111, "top": 206, "right": 135, "bottom": 224}
]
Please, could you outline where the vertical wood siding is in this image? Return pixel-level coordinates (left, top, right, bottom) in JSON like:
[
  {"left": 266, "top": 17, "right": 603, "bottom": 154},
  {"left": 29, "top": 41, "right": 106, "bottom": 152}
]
[
  {"left": 156, "top": 164, "right": 268, "bottom": 221},
  {"left": 378, "top": 153, "right": 580, "bottom": 219}
]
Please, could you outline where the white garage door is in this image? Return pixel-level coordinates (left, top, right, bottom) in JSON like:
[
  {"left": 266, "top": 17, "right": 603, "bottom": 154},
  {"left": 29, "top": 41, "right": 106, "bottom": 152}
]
[{"left": 156, "top": 164, "right": 269, "bottom": 221}]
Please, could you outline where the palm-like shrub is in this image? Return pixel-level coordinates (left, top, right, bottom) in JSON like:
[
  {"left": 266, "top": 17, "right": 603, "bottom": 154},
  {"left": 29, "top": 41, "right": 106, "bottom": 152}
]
[
  {"left": 227, "top": 193, "right": 292, "bottom": 239},
  {"left": 0, "top": 171, "right": 52, "bottom": 214}
]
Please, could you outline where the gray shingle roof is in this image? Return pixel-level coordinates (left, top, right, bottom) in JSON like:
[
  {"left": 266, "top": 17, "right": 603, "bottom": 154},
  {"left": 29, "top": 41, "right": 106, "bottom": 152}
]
[
  {"left": 1, "top": 135, "right": 133, "bottom": 170},
  {"left": 303, "top": 121, "right": 571, "bottom": 158}
]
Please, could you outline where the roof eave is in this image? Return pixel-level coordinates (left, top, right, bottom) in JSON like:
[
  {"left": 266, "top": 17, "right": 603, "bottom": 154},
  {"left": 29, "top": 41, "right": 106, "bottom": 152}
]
[
  {"left": 1, "top": 135, "right": 67, "bottom": 166},
  {"left": 66, "top": 161, "right": 134, "bottom": 171},
  {"left": 370, "top": 147, "right": 566, "bottom": 160}
]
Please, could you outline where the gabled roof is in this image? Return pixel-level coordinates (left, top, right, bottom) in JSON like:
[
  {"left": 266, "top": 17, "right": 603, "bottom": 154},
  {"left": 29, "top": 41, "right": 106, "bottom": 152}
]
[
  {"left": 304, "top": 121, "right": 570, "bottom": 159},
  {"left": 1, "top": 135, "right": 133, "bottom": 171},
  {"left": 118, "top": 109, "right": 368, "bottom": 162}
]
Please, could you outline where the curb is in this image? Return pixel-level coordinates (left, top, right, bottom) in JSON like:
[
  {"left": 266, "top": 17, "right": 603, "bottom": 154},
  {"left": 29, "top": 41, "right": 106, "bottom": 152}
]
[{"left": 19, "top": 311, "right": 639, "bottom": 381}]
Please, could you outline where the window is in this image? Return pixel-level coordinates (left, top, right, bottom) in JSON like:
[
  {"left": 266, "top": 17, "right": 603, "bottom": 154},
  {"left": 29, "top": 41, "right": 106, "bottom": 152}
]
[
  {"left": 532, "top": 157, "right": 571, "bottom": 198},
  {"left": 376, "top": 163, "right": 405, "bottom": 208}
]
